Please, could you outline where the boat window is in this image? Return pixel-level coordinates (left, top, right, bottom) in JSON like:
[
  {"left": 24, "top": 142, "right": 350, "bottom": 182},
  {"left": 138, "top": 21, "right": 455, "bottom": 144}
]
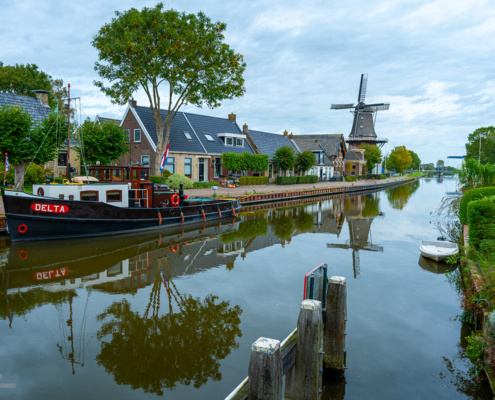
[
  {"left": 107, "top": 190, "right": 122, "bottom": 202},
  {"left": 140, "top": 169, "right": 148, "bottom": 181},
  {"left": 113, "top": 169, "right": 122, "bottom": 180},
  {"left": 80, "top": 191, "right": 99, "bottom": 201},
  {"left": 124, "top": 169, "right": 130, "bottom": 180},
  {"left": 132, "top": 170, "right": 138, "bottom": 181},
  {"left": 104, "top": 169, "right": 111, "bottom": 180}
]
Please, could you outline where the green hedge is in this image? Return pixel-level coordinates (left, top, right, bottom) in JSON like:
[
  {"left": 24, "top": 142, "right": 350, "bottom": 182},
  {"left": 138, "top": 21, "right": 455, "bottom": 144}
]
[
  {"left": 276, "top": 176, "right": 297, "bottom": 185},
  {"left": 467, "top": 196, "right": 495, "bottom": 249},
  {"left": 240, "top": 176, "right": 267, "bottom": 185},
  {"left": 459, "top": 187, "right": 495, "bottom": 224},
  {"left": 345, "top": 176, "right": 357, "bottom": 182},
  {"left": 296, "top": 175, "right": 318, "bottom": 184},
  {"left": 379, "top": 174, "right": 386, "bottom": 179},
  {"left": 193, "top": 181, "right": 218, "bottom": 189}
]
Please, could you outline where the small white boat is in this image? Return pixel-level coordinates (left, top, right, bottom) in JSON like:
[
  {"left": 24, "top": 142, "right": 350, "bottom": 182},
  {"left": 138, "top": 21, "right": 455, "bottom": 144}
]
[{"left": 419, "top": 240, "right": 459, "bottom": 262}]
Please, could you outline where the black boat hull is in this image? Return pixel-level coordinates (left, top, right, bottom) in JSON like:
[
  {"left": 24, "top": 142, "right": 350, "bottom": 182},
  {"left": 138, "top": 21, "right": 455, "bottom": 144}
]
[{"left": 3, "top": 190, "right": 241, "bottom": 242}]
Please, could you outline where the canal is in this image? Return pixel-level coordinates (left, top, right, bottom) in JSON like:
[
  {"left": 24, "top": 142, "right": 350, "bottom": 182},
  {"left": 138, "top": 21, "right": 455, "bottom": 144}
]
[{"left": 0, "top": 178, "right": 490, "bottom": 399}]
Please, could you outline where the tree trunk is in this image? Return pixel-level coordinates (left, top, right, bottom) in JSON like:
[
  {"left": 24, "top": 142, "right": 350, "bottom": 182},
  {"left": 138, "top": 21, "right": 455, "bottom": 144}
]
[
  {"left": 153, "top": 121, "right": 171, "bottom": 176},
  {"left": 14, "top": 160, "right": 29, "bottom": 191}
]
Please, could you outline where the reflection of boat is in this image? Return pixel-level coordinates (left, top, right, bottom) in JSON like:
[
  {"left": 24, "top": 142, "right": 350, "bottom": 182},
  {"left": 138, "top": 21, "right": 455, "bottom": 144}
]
[
  {"left": 418, "top": 255, "right": 457, "bottom": 274},
  {"left": 419, "top": 240, "right": 458, "bottom": 262}
]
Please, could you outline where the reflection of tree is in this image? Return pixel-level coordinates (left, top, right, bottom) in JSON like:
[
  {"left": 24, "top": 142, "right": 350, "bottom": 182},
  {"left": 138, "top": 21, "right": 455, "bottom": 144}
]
[
  {"left": 361, "top": 195, "right": 380, "bottom": 218},
  {"left": 271, "top": 213, "right": 295, "bottom": 240},
  {"left": 95, "top": 268, "right": 243, "bottom": 394},
  {"left": 295, "top": 211, "right": 314, "bottom": 232},
  {"left": 221, "top": 217, "right": 268, "bottom": 243},
  {"left": 386, "top": 181, "right": 420, "bottom": 210}
]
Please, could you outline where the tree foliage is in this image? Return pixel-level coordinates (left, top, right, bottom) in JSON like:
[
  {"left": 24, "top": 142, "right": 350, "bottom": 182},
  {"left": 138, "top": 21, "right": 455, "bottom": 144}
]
[
  {"left": 409, "top": 150, "right": 420, "bottom": 170},
  {"left": 274, "top": 145, "right": 296, "bottom": 173},
  {"left": 74, "top": 119, "right": 129, "bottom": 165},
  {"left": 92, "top": 4, "right": 246, "bottom": 174},
  {"left": 296, "top": 150, "right": 316, "bottom": 172},
  {"left": 0, "top": 105, "right": 67, "bottom": 189},
  {"left": 465, "top": 127, "right": 495, "bottom": 164},
  {"left": 386, "top": 146, "right": 412, "bottom": 172},
  {"left": 437, "top": 160, "right": 445, "bottom": 168},
  {"left": 359, "top": 143, "right": 382, "bottom": 172}
]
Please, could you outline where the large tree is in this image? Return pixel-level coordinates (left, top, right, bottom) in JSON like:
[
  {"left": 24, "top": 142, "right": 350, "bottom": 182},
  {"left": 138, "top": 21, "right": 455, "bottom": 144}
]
[
  {"left": 296, "top": 150, "right": 317, "bottom": 173},
  {"left": 386, "top": 146, "right": 412, "bottom": 173},
  {"left": 73, "top": 119, "right": 130, "bottom": 165},
  {"left": 0, "top": 105, "right": 67, "bottom": 190},
  {"left": 465, "top": 127, "right": 495, "bottom": 164},
  {"left": 92, "top": 5, "right": 246, "bottom": 175},
  {"left": 273, "top": 145, "right": 296, "bottom": 175},
  {"left": 359, "top": 143, "right": 382, "bottom": 173},
  {"left": 409, "top": 150, "right": 420, "bottom": 170}
]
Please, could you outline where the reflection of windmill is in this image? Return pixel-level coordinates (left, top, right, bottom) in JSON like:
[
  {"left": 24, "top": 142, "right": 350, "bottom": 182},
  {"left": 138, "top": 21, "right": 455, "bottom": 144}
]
[
  {"left": 327, "top": 218, "right": 383, "bottom": 278},
  {"left": 331, "top": 74, "right": 389, "bottom": 149}
]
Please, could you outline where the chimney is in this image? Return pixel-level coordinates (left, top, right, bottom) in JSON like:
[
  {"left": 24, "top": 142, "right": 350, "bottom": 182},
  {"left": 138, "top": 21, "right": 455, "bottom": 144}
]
[
  {"left": 314, "top": 139, "right": 319, "bottom": 143},
  {"left": 33, "top": 90, "right": 50, "bottom": 108},
  {"left": 129, "top": 98, "right": 137, "bottom": 108},
  {"left": 228, "top": 113, "right": 236, "bottom": 123},
  {"left": 243, "top": 123, "right": 248, "bottom": 134},
  {"left": 283, "top": 130, "right": 288, "bottom": 137},
  {"left": 289, "top": 132, "right": 294, "bottom": 139}
]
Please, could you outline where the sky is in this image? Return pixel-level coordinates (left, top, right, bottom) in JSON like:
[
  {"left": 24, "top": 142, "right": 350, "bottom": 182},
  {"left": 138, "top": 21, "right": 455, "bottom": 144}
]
[{"left": 1, "top": 0, "right": 494, "bottom": 165}]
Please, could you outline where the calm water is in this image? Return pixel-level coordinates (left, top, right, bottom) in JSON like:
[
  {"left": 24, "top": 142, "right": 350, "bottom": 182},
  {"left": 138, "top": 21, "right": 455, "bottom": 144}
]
[{"left": 0, "top": 178, "right": 490, "bottom": 399}]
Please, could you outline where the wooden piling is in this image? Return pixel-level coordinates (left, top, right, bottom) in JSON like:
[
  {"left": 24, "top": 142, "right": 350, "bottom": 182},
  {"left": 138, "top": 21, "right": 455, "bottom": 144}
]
[
  {"left": 248, "top": 337, "right": 283, "bottom": 400},
  {"left": 324, "top": 276, "right": 347, "bottom": 374},
  {"left": 286, "top": 299, "right": 323, "bottom": 400}
]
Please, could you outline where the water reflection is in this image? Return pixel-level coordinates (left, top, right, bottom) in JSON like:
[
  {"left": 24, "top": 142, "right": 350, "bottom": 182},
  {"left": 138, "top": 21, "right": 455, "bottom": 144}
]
[
  {"left": 386, "top": 180, "right": 420, "bottom": 210},
  {"left": 418, "top": 255, "right": 458, "bottom": 274}
]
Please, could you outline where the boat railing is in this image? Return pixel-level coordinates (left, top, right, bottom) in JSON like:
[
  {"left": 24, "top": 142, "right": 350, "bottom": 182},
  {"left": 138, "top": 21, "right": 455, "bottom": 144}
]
[{"left": 128, "top": 188, "right": 150, "bottom": 208}]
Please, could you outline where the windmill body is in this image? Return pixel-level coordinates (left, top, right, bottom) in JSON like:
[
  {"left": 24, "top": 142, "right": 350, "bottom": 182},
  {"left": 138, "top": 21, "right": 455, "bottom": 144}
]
[{"left": 331, "top": 74, "right": 390, "bottom": 150}]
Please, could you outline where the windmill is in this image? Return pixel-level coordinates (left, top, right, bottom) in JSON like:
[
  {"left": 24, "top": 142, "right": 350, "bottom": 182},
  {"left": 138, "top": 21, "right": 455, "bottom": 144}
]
[{"left": 331, "top": 74, "right": 390, "bottom": 149}]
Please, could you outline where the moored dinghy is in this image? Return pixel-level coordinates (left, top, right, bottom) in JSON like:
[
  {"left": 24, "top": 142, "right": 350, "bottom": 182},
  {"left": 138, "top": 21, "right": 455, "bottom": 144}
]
[{"left": 419, "top": 240, "right": 458, "bottom": 262}]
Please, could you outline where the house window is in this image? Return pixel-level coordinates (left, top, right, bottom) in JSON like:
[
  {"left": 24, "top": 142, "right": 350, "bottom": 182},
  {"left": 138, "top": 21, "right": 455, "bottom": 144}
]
[
  {"left": 134, "top": 129, "right": 141, "bottom": 142},
  {"left": 166, "top": 157, "right": 175, "bottom": 174},
  {"left": 241, "top": 170, "right": 248, "bottom": 177},
  {"left": 80, "top": 191, "right": 99, "bottom": 201},
  {"left": 184, "top": 157, "right": 192, "bottom": 178},
  {"left": 269, "top": 164, "right": 273, "bottom": 179},
  {"left": 236, "top": 138, "right": 243, "bottom": 146},
  {"left": 226, "top": 137, "right": 233, "bottom": 146},
  {"left": 58, "top": 152, "right": 67, "bottom": 167},
  {"left": 106, "top": 190, "right": 122, "bottom": 202},
  {"left": 141, "top": 156, "right": 150, "bottom": 166},
  {"left": 183, "top": 131, "right": 192, "bottom": 140},
  {"left": 214, "top": 158, "right": 222, "bottom": 178},
  {"left": 204, "top": 133, "right": 215, "bottom": 142},
  {"left": 124, "top": 129, "right": 130, "bottom": 142}
]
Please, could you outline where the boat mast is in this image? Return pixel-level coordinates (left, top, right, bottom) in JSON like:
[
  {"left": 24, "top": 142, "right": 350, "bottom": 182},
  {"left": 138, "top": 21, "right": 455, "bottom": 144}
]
[{"left": 67, "top": 84, "right": 71, "bottom": 183}]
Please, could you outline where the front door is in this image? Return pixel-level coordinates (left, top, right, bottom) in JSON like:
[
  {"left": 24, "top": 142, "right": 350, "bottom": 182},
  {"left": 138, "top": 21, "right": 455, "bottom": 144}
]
[{"left": 198, "top": 158, "right": 205, "bottom": 182}]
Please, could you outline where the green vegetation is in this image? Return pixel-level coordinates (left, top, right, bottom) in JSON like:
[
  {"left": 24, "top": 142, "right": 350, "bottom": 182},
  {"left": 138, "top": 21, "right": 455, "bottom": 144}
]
[
  {"left": 192, "top": 181, "right": 217, "bottom": 189},
  {"left": 345, "top": 176, "right": 356, "bottom": 182},
  {"left": 467, "top": 196, "right": 495, "bottom": 249},
  {"left": 457, "top": 158, "right": 495, "bottom": 189},
  {"left": 465, "top": 126, "right": 495, "bottom": 164},
  {"left": 150, "top": 170, "right": 172, "bottom": 184},
  {"left": 386, "top": 180, "right": 420, "bottom": 210},
  {"left": 165, "top": 174, "right": 194, "bottom": 190},
  {"left": 385, "top": 146, "right": 413, "bottom": 172},
  {"left": 296, "top": 150, "right": 317, "bottom": 173},
  {"left": 275, "top": 175, "right": 317, "bottom": 185},
  {"left": 93, "top": 5, "right": 246, "bottom": 175},
  {"left": 74, "top": 119, "right": 129, "bottom": 165},
  {"left": 221, "top": 218, "right": 268, "bottom": 242},
  {"left": 359, "top": 143, "right": 382, "bottom": 172},
  {"left": 240, "top": 176, "right": 267, "bottom": 185},
  {"left": 459, "top": 187, "right": 495, "bottom": 224},
  {"left": 221, "top": 152, "right": 269, "bottom": 174},
  {"left": 379, "top": 174, "right": 386, "bottom": 179},
  {"left": 273, "top": 145, "right": 296, "bottom": 174}
]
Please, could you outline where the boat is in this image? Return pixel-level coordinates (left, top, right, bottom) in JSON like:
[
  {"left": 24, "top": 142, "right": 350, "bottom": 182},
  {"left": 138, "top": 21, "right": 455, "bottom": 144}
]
[
  {"left": 417, "top": 255, "right": 457, "bottom": 274},
  {"left": 419, "top": 240, "right": 458, "bottom": 262},
  {"left": 2, "top": 164, "right": 241, "bottom": 242}
]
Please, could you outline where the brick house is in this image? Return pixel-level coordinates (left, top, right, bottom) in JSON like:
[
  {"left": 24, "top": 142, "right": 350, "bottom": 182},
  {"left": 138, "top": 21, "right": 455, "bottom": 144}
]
[
  {"left": 118, "top": 101, "right": 255, "bottom": 182},
  {"left": 344, "top": 148, "right": 367, "bottom": 176},
  {"left": 289, "top": 135, "right": 334, "bottom": 180}
]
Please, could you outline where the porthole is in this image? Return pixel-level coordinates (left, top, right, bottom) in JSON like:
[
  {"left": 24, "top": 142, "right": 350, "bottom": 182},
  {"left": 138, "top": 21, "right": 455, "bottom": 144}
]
[{"left": 37, "top": 187, "right": 44, "bottom": 196}]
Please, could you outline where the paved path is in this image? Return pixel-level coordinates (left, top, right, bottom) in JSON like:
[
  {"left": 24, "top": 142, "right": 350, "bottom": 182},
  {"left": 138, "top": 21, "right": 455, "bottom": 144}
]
[{"left": 0, "top": 175, "right": 415, "bottom": 215}]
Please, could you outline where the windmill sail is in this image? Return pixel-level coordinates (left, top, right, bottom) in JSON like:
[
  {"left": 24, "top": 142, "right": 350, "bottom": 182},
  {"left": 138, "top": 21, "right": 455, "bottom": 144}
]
[
  {"left": 330, "top": 103, "right": 355, "bottom": 109},
  {"left": 358, "top": 73, "right": 368, "bottom": 104},
  {"left": 363, "top": 103, "right": 390, "bottom": 112}
]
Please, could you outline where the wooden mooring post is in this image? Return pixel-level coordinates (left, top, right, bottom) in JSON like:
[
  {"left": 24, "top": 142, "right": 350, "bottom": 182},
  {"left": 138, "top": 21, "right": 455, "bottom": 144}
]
[
  {"left": 323, "top": 276, "right": 347, "bottom": 375},
  {"left": 248, "top": 337, "right": 283, "bottom": 400}
]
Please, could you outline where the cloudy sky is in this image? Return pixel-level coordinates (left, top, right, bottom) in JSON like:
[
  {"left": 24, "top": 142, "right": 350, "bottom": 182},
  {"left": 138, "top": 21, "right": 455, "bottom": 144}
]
[{"left": 1, "top": 0, "right": 494, "bottom": 164}]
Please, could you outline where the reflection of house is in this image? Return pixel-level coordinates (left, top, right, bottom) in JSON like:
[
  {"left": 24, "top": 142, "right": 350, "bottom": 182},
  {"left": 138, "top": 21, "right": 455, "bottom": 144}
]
[{"left": 118, "top": 101, "right": 256, "bottom": 182}]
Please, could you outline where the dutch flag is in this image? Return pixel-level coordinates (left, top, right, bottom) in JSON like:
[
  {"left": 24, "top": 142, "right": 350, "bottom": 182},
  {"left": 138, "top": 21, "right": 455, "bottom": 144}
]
[
  {"left": 160, "top": 142, "right": 170, "bottom": 173},
  {"left": 5, "top": 155, "right": 9, "bottom": 171}
]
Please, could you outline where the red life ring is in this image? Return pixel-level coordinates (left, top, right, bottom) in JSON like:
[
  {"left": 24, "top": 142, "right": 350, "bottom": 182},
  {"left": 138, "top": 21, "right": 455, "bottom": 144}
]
[
  {"left": 19, "top": 250, "right": 28, "bottom": 259},
  {"left": 171, "top": 194, "right": 180, "bottom": 207},
  {"left": 37, "top": 187, "right": 44, "bottom": 196},
  {"left": 170, "top": 244, "right": 179, "bottom": 253},
  {"left": 18, "top": 224, "right": 28, "bottom": 234}
]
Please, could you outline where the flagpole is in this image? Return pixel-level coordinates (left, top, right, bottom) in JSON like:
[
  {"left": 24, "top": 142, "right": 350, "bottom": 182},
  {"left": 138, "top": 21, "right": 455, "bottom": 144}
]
[{"left": 3, "top": 153, "right": 7, "bottom": 188}]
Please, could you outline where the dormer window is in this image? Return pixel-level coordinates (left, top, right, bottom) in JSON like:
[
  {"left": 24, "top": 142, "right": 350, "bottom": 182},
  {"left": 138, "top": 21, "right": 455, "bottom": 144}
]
[
  {"left": 226, "top": 137, "right": 233, "bottom": 146},
  {"left": 236, "top": 138, "right": 243, "bottom": 146},
  {"left": 204, "top": 133, "right": 215, "bottom": 142},
  {"left": 183, "top": 131, "right": 192, "bottom": 140},
  {"left": 217, "top": 133, "right": 246, "bottom": 147}
]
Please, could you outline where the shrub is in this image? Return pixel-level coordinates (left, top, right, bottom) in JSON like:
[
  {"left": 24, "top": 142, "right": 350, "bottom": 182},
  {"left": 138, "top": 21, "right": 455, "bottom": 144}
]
[
  {"left": 345, "top": 176, "right": 357, "bottom": 182},
  {"left": 459, "top": 187, "right": 495, "bottom": 224},
  {"left": 379, "top": 174, "right": 386, "bottom": 179},
  {"left": 467, "top": 196, "right": 495, "bottom": 249},
  {"left": 276, "top": 176, "right": 297, "bottom": 185},
  {"left": 296, "top": 175, "right": 318, "bottom": 184},
  {"left": 150, "top": 170, "right": 172, "bottom": 184},
  {"left": 0, "top": 163, "right": 45, "bottom": 185},
  {"left": 193, "top": 181, "right": 217, "bottom": 189},
  {"left": 240, "top": 176, "right": 267, "bottom": 185},
  {"left": 165, "top": 174, "right": 194, "bottom": 190}
]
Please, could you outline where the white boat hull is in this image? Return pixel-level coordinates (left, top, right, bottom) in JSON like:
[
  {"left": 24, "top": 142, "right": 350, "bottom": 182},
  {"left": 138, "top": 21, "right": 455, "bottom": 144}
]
[{"left": 419, "top": 240, "right": 458, "bottom": 262}]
